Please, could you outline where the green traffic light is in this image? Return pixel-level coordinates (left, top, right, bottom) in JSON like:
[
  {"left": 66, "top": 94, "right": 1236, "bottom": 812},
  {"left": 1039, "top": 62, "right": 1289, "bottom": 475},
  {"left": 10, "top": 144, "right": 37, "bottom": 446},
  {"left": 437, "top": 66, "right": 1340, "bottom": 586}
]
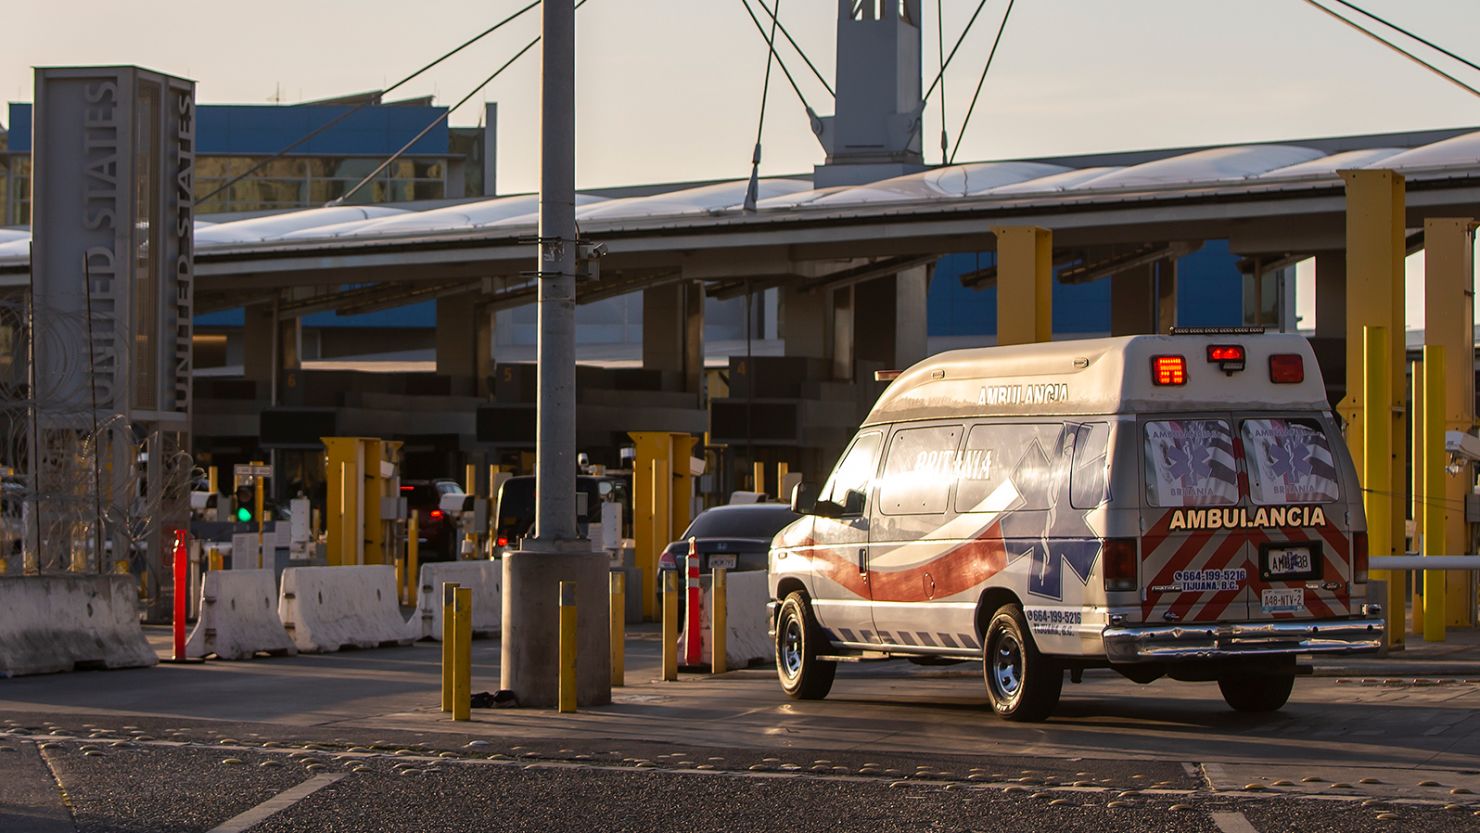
[{"left": 236, "top": 506, "right": 252, "bottom": 523}]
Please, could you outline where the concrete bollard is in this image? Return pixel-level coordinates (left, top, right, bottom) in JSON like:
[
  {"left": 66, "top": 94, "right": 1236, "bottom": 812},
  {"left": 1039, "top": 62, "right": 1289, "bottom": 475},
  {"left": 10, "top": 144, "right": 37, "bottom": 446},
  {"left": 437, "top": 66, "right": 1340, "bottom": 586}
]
[
  {"left": 559, "top": 581, "right": 577, "bottom": 714},
  {"left": 712, "top": 568, "right": 727, "bottom": 674},
  {"left": 662, "top": 569, "right": 678, "bottom": 682},
  {"left": 453, "top": 586, "right": 472, "bottom": 721},
  {"left": 500, "top": 549, "right": 611, "bottom": 708},
  {"left": 610, "top": 571, "right": 625, "bottom": 687},
  {"left": 441, "top": 582, "right": 459, "bottom": 713}
]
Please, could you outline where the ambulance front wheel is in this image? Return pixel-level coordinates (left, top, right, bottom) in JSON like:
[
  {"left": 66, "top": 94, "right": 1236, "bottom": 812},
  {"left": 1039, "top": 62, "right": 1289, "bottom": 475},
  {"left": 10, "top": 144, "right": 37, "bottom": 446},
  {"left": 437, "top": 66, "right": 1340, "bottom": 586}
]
[
  {"left": 982, "top": 604, "right": 1062, "bottom": 722},
  {"left": 775, "top": 593, "right": 836, "bottom": 700},
  {"left": 1217, "top": 658, "right": 1296, "bottom": 712}
]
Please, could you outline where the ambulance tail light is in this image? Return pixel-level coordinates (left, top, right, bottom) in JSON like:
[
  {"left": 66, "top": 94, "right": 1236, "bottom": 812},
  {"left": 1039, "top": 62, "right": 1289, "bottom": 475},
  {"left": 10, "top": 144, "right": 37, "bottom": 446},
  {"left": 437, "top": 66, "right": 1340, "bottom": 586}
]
[
  {"left": 1103, "top": 538, "right": 1138, "bottom": 592},
  {"left": 1269, "top": 353, "right": 1305, "bottom": 384},
  {"left": 1151, "top": 355, "right": 1187, "bottom": 386},
  {"left": 1206, "top": 344, "right": 1246, "bottom": 374},
  {"left": 1353, "top": 531, "right": 1368, "bottom": 584}
]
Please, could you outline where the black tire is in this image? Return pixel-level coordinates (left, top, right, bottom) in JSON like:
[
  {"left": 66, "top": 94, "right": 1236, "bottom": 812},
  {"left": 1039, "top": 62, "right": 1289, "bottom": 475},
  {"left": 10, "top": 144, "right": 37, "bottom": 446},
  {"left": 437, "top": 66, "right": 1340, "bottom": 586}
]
[
  {"left": 774, "top": 592, "right": 836, "bottom": 700},
  {"left": 1217, "top": 659, "right": 1296, "bottom": 712},
  {"left": 982, "top": 604, "right": 1062, "bottom": 722}
]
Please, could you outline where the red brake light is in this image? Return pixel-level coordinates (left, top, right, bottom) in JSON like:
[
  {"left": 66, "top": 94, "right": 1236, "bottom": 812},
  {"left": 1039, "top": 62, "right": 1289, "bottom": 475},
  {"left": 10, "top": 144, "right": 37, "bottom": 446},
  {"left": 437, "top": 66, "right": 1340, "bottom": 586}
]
[
  {"left": 1151, "top": 355, "right": 1187, "bottom": 386},
  {"left": 400, "top": 485, "right": 414, "bottom": 492},
  {"left": 1206, "top": 344, "right": 1246, "bottom": 374},
  {"left": 1353, "top": 531, "right": 1368, "bottom": 584},
  {"left": 1269, "top": 353, "right": 1304, "bottom": 384},
  {"left": 1103, "top": 538, "right": 1138, "bottom": 592},
  {"left": 658, "top": 550, "right": 677, "bottom": 570},
  {"left": 429, "top": 509, "right": 444, "bottom": 521},
  {"left": 496, "top": 536, "right": 508, "bottom": 548}
]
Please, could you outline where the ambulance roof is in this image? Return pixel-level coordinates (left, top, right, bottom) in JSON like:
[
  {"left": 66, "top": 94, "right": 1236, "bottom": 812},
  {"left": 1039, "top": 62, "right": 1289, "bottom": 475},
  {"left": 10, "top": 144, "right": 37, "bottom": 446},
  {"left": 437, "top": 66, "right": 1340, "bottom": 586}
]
[{"left": 863, "top": 333, "right": 1328, "bottom": 426}]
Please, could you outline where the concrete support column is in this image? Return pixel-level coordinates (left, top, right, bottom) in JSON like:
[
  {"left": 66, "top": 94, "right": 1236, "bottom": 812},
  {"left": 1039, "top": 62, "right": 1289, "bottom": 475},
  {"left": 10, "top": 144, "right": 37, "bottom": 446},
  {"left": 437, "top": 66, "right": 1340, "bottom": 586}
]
[
  {"left": 642, "top": 282, "right": 704, "bottom": 394},
  {"left": 993, "top": 226, "right": 1052, "bottom": 346},
  {"left": 436, "top": 295, "right": 492, "bottom": 396},
  {"left": 1111, "top": 262, "right": 1156, "bottom": 336},
  {"left": 243, "top": 302, "right": 301, "bottom": 405},
  {"left": 1315, "top": 251, "right": 1347, "bottom": 339},
  {"left": 1424, "top": 217, "right": 1477, "bottom": 626},
  {"left": 781, "top": 283, "right": 831, "bottom": 360},
  {"left": 854, "top": 267, "right": 928, "bottom": 370},
  {"left": 1155, "top": 258, "right": 1177, "bottom": 334},
  {"left": 1338, "top": 169, "right": 1406, "bottom": 565},
  {"left": 831, "top": 286, "right": 853, "bottom": 380}
]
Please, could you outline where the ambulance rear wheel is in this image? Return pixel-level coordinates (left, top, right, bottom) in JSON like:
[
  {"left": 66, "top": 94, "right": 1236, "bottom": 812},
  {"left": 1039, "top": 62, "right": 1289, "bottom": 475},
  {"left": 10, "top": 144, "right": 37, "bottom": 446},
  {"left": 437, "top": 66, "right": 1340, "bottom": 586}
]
[
  {"left": 982, "top": 604, "right": 1062, "bottom": 722},
  {"left": 775, "top": 593, "right": 836, "bottom": 700},
  {"left": 1217, "top": 659, "right": 1296, "bottom": 712}
]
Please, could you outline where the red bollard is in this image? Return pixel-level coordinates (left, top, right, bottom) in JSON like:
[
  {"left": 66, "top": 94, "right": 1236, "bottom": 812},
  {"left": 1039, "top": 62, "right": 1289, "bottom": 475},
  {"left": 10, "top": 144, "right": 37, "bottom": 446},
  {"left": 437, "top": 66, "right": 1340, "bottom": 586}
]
[
  {"left": 171, "top": 529, "right": 188, "bottom": 662},
  {"left": 684, "top": 537, "right": 703, "bottom": 667}
]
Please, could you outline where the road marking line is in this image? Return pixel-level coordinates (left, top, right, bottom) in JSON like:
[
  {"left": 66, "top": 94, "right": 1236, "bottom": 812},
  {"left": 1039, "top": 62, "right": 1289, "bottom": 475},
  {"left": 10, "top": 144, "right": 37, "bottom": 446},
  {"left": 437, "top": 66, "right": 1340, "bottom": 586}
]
[
  {"left": 207, "top": 773, "right": 345, "bottom": 833},
  {"left": 1211, "top": 811, "right": 1259, "bottom": 833}
]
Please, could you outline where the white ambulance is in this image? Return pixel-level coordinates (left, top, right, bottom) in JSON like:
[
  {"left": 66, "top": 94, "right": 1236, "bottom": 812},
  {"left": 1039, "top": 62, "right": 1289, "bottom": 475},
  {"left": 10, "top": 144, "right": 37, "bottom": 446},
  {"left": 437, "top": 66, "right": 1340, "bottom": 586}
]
[{"left": 768, "top": 332, "right": 1383, "bottom": 721}]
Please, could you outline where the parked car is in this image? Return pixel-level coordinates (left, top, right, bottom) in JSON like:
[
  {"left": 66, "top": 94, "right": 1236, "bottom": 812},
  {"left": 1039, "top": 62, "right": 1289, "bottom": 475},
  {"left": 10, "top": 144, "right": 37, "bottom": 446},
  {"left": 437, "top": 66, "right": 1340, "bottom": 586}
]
[
  {"left": 402, "top": 479, "right": 465, "bottom": 561},
  {"left": 493, "top": 475, "right": 621, "bottom": 553},
  {"left": 658, "top": 502, "right": 800, "bottom": 620}
]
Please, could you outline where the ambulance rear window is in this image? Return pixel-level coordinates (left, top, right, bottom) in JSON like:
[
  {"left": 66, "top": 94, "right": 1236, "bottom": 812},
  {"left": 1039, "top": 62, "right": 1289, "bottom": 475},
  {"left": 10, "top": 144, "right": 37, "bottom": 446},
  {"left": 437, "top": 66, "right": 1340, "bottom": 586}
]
[
  {"left": 1144, "top": 419, "right": 1239, "bottom": 508},
  {"left": 1240, "top": 418, "right": 1340, "bottom": 505}
]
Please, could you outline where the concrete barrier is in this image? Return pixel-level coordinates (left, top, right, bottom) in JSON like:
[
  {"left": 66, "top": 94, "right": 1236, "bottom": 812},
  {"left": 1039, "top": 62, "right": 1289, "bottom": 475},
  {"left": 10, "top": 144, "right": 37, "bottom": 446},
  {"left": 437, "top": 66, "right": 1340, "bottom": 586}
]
[
  {"left": 278, "top": 565, "right": 416, "bottom": 653},
  {"left": 417, "top": 561, "right": 501, "bottom": 640},
  {"left": 185, "top": 570, "right": 296, "bottom": 660},
  {"left": 0, "top": 575, "right": 157, "bottom": 677},
  {"left": 681, "top": 571, "right": 770, "bottom": 669}
]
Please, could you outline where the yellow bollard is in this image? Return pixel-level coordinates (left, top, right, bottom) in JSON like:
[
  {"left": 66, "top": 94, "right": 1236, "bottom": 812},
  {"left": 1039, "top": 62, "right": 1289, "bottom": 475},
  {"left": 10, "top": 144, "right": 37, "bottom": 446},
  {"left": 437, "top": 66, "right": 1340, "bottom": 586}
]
[
  {"left": 208, "top": 465, "right": 218, "bottom": 497},
  {"left": 406, "top": 512, "right": 420, "bottom": 606},
  {"left": 440, "top": 581, "right": 458, "bottom": 712},
  {"left": 1364, "top": 326, "right": 1402, "bottom": 650},
  {"left": 752, "top": 461, "right": 765, "bottom": 496},
  {"left": 559, "top": 581, "right": 577, "bottom": 714},
  {"left": 207, "top": 547, "right": 223, "bottom": 572},
  {"left": 453, "top": 586, "right": 472, "bottom": 721},
  {"left": 255, "top": 473, "right": 265, "bottom": 570},
  {"left": 610, "top": 571, "right": 625, "bottom": 687},
  {"left": 662, "top": 570, "right": 679, "bottom": 682},
  {"left": 712, "top": 568, "right": 728, "bottom": 674},
  {"left": 1422, "top": 346, "right": 1447, "bottom": 643}
]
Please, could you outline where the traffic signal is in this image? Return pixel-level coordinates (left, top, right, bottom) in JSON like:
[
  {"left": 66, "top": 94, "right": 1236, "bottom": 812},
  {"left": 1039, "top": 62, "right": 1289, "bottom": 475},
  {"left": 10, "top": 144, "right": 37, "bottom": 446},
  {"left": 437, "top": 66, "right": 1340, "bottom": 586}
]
[{"left": 234, "top": 484, "right": 254, "bottom": 523}]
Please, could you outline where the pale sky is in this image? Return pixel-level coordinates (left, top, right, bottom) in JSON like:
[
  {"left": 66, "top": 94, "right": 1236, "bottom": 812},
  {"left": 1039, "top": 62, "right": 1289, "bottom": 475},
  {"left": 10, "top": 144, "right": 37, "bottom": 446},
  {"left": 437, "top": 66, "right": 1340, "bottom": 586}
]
[{"left": 4, "top": 0, "right": 1479, "bottom": 329}]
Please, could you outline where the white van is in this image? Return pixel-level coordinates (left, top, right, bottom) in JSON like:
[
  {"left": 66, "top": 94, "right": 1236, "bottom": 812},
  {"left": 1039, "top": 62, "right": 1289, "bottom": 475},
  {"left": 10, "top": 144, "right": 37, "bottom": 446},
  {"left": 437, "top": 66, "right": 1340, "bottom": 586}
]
[{"left": 768, "top": 332, "right": 1383, "bottom": 721}]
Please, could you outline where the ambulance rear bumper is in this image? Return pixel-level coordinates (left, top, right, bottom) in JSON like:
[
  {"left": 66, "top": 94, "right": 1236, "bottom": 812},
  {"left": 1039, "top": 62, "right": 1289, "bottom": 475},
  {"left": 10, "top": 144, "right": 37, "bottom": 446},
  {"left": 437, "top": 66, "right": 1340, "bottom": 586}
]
[{"left": 1102, "top": 617, "right": 1385, "bottom": 663}]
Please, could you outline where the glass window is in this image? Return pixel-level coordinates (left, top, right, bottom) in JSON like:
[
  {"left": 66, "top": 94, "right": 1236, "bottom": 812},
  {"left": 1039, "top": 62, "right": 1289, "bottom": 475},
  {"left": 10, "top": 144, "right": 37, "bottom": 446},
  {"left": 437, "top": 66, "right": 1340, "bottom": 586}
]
[
  {"left": 1144, "top": 419, "right": 1239, "bottom": 507},
  {"left": 1070, "top": 423, "right": 1110, "bottom": 509},
  {"left": 1241, "top": 418, "right": 1340, "bottom": 505},
  {"left": 820, "top": 432, "right": 882, "bottom": 510},
  {"left": 956, "top": 423, "right": 1060, "bottom": 513},
  {"left": 877, "top": 425, "right": 963, "bottom": 515}
]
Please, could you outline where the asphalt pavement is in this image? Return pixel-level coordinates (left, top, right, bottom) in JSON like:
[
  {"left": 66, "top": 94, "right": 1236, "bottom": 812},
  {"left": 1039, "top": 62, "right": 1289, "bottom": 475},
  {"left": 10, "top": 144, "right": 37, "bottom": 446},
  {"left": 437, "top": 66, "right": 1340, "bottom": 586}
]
[{"left": 2, "top": 624, "right": 1480, "bottom": 832}]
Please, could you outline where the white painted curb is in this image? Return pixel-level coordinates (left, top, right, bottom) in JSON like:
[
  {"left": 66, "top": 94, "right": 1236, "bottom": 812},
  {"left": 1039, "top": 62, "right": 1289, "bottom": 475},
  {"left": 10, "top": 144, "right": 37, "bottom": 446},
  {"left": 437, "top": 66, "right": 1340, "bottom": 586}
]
[
  {"left": 0, "top": 575, "right": 157, "bottom": 677},
  {"left": 681, "top": 571, "right": 770, "bottom": 669},
  {"left": 278, "top": 565, "right": 416, "bottom": 653},
  {"left": 417, "top": 561, "right": 502, "bottom": 640},
  {"left": 185, "top": 569, "right": 296, "bottom": 660}
]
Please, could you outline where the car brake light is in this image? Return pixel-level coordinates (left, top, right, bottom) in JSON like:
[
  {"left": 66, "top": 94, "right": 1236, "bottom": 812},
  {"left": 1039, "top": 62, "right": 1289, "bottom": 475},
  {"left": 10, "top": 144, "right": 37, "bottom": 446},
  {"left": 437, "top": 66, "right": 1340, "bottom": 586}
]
[
  {"left": 658, "top": 550, "right": 677, "bottom": 570},
  {"left": 1353, "top": 531, "right": 1368, "bottom": 584},
  {"left": 429, "top": 509, "right": 444, "bottom": 521},
  {"left": 1206, "top": 344, "right": 1246, "bottom": 374},
  {"left": 1269, "top": 353, "right": 1304, "bottom": 384},
  {"left": 400, "top": 485, "right": 414, "bottom": 492},
  {"left": 496, "top": 536, "right": 509, "bottom": 548},
  {"left": 1151, "top": 355, "right": 1187, "bottom": 386},
  {"left": 1103, "top": 538, "right": 1138, "bottom": 592}
]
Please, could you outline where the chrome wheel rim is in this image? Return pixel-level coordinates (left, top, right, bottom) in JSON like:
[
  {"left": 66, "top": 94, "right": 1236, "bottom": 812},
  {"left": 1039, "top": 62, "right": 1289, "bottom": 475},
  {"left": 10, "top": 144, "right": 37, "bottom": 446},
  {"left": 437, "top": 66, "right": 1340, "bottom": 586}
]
[
  {"left": 990, "top": 630, "right": 1023, "bottom": 703},
  {"left": 780, "top": 615, "right": 804, "bottom": 678}
]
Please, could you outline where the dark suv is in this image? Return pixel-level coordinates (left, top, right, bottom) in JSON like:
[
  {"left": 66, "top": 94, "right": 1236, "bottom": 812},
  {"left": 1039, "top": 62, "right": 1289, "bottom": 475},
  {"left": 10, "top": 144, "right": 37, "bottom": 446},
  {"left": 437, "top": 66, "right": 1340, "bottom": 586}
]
[
  {"left": 402, "top": 479, "right": 465, "bottom": 561},
  {"left": 493, "top": 475, "right": 624, "bottom": 553}
]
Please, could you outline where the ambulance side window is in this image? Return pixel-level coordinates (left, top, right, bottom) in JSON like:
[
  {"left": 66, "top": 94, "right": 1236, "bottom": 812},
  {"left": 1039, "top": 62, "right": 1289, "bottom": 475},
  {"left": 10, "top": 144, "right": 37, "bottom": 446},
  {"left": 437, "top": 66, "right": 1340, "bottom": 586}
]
[
  {"left": 1070, "top": 423, "right": 1110, "bottom": 509},
  {"left": 877, "top": 424, "right": 963, "bottom": 515},
  {"left": 956, "top": 423, "right": 1058, "bottom": 513},
  {"left": 819, "top": 431, "right": 883, "bottom": 513}
]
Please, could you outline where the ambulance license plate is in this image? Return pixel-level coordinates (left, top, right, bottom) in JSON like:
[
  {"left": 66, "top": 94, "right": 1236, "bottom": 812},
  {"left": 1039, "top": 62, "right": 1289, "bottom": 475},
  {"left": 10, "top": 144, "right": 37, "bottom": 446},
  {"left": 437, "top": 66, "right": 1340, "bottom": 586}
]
[
  {"left": 1261, "top": 587, "right": 1305, "bottom": 613},
  {"left": 1259, "top": 542, "right": 1322, "bottom": 581},
  {"left": 709, "top": 554, "right": 737, "bottom": 570}
]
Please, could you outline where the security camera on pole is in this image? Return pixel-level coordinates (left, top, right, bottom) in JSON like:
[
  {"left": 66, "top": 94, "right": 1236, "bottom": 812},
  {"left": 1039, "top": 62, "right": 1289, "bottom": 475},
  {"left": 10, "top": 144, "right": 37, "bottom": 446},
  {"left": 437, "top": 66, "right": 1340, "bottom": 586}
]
[{"left": 500, "top": 0, "right": 612, "bottom": 709}]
